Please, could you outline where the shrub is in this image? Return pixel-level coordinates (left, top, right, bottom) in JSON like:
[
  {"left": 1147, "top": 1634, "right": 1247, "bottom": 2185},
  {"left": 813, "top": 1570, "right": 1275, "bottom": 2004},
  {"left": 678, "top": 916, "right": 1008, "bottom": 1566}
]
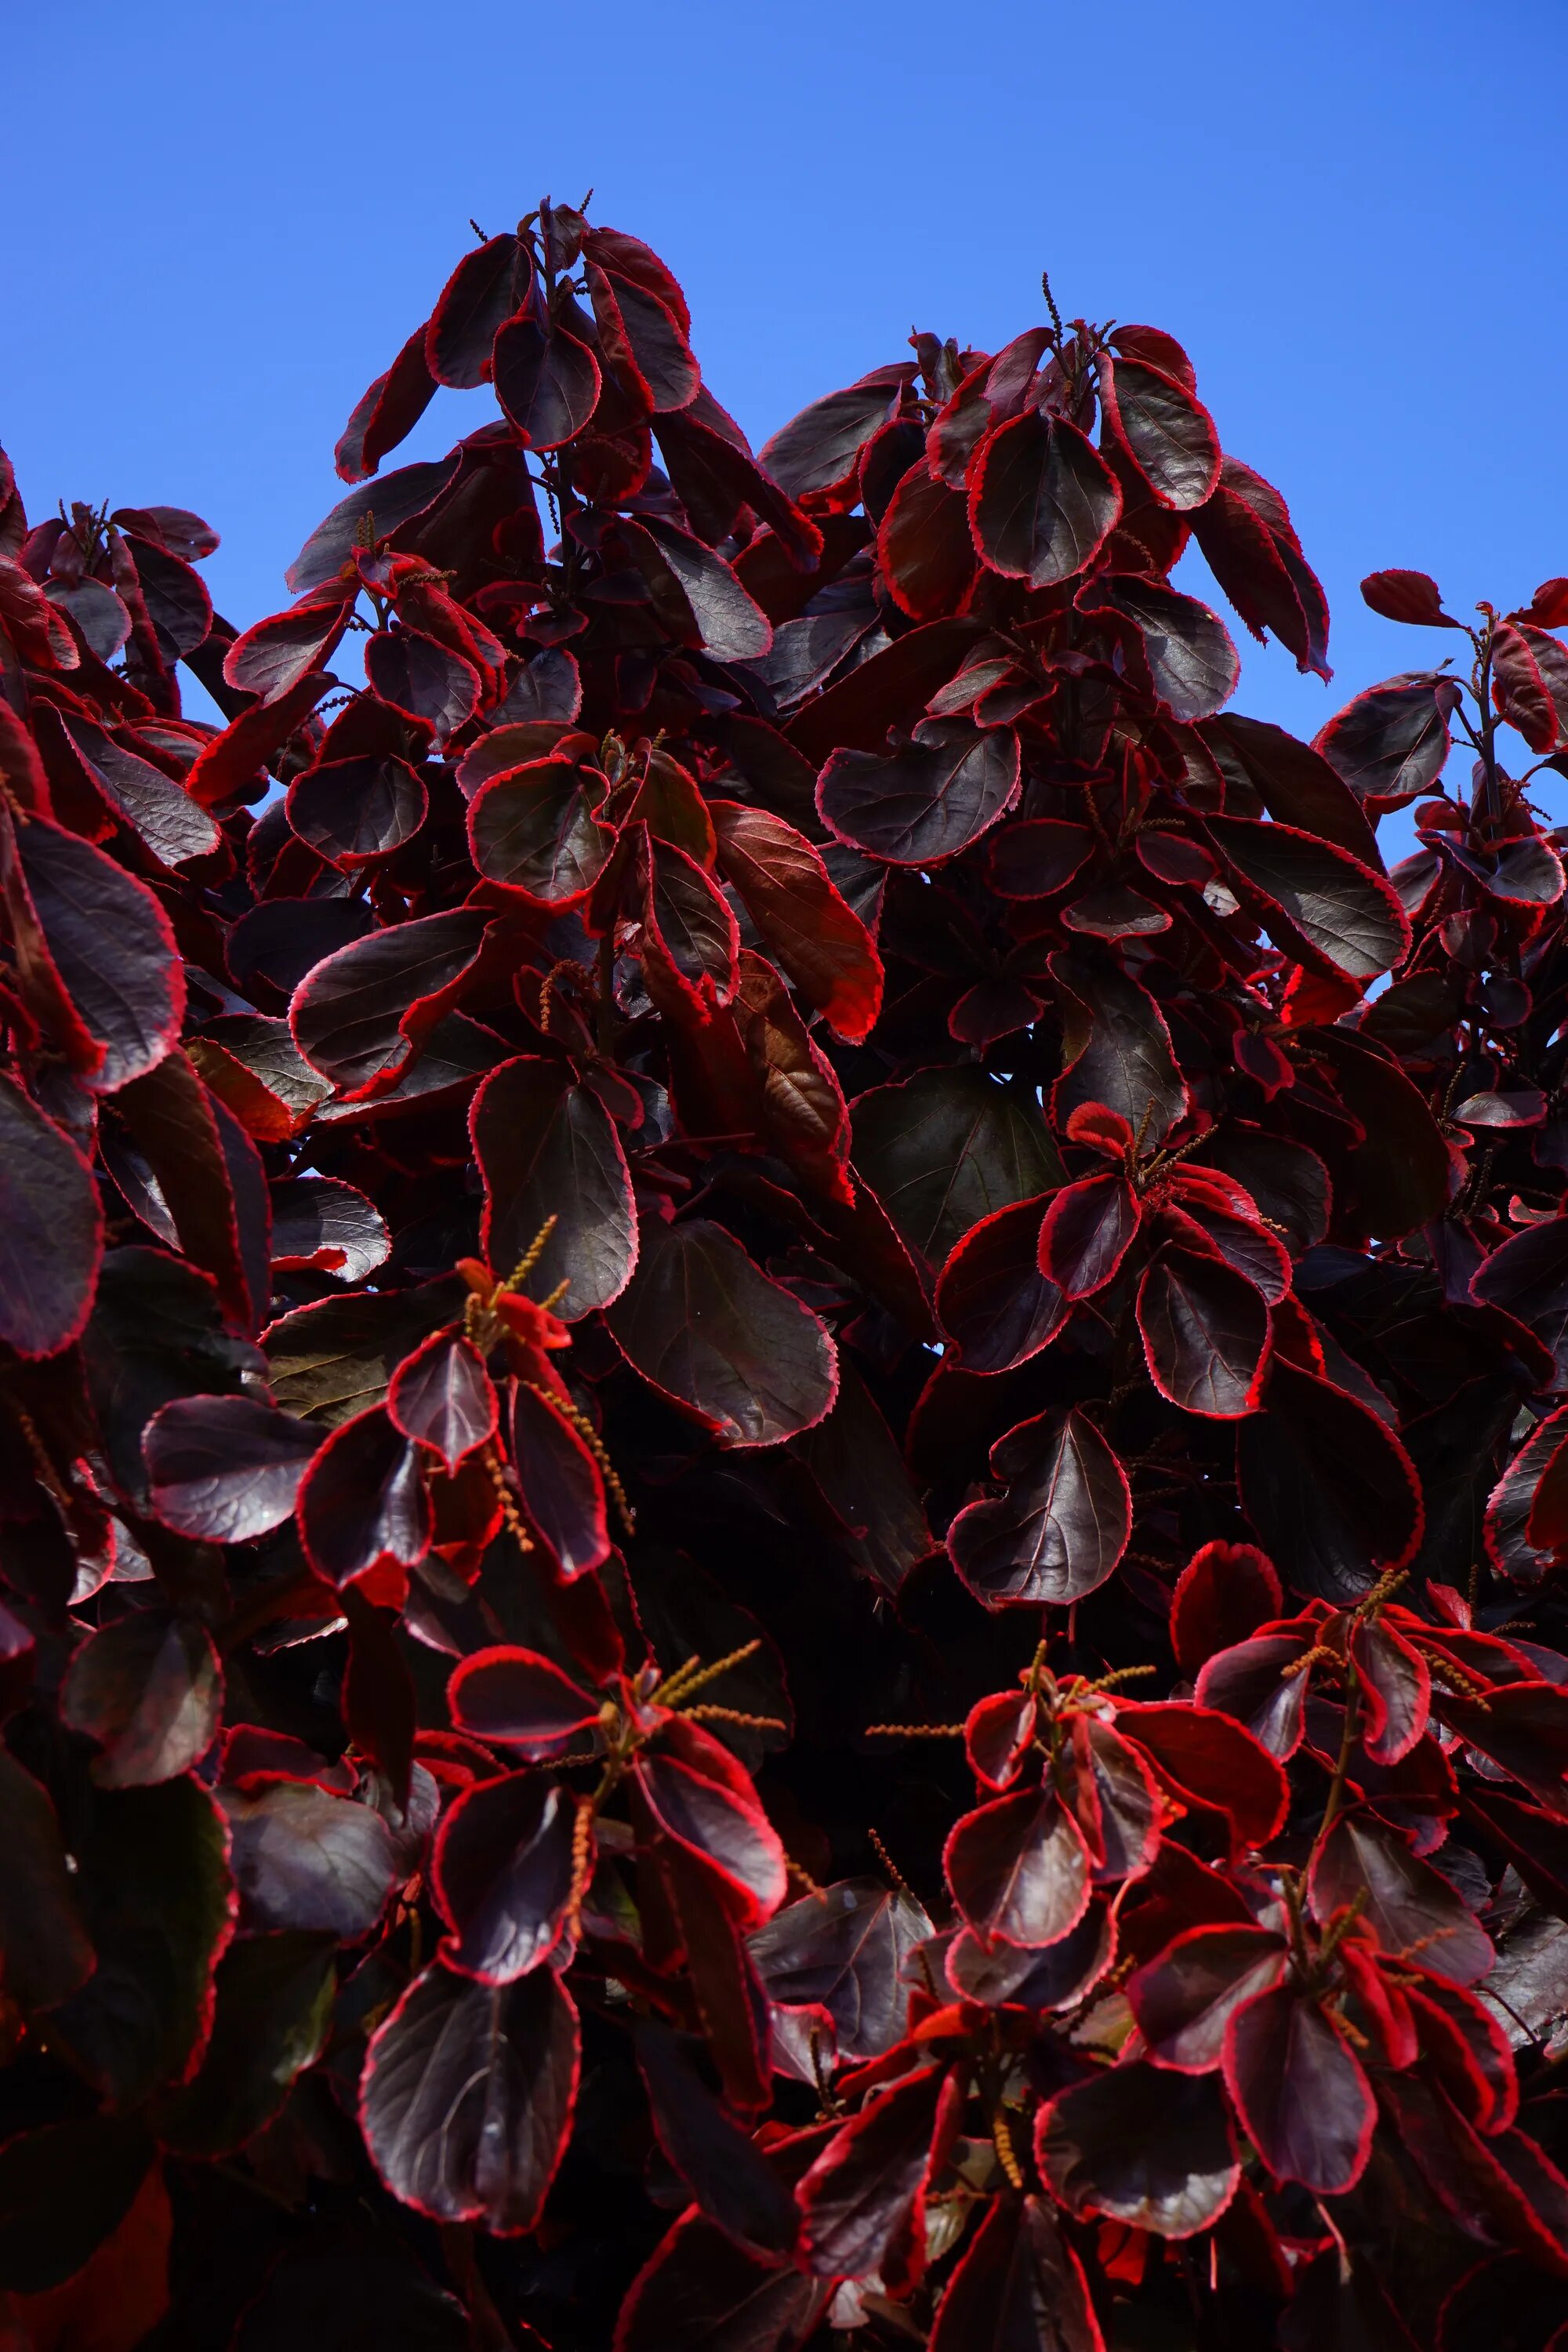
[{"left": 2, "top": 196, "right": 1568, "bottom": 2350}]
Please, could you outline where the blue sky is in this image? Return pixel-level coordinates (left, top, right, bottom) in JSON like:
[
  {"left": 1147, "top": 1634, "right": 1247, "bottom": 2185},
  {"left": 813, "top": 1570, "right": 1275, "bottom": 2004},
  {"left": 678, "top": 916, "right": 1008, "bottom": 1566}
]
[{"left": 6, "top": 0, "right": 1565, "bottom": 816}]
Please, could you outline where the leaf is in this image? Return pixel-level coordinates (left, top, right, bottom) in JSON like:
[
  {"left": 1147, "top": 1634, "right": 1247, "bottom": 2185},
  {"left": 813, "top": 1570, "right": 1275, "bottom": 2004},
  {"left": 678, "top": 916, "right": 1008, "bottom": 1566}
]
[
  {"left": 635, "top": 2019, "right": 798, "bottom": 2259},
  {"left": 817, "top": 723, "right": 1020, "bottom": 866},
  {"left": 635, "top": 827, "right": 741, "bottom": 1017},
  {"left": 1136, "top": 1246, "right": 1269, "bottom": 1418},
  {"left": 636, "top": 1721, "right": 787, "bottom": 1929},
  {"left": 287, "top": 753, "right": 428, "bottom": 864},
  {"left": 1091, "top": 579, "right": 1239, "bottom": 721},
  {"left": 588, "top": 263, "right": 699, "bottom": 412},
  {"left": 1472, "top": 1214, "right": 1568, "bottom": 1385},
  {"left": 1224, "top": 1985, "right": 1374, "bottom": 2192},
  {"left": 446, "top": 1646, "right": 601, "bottom": 1758},
  {"left": 796, "top": 2061, "right": 952, "bottom": 2278},
  {"left": 426, "top": 234, "right": 521, "bottom": 387},
  {"left": 0, "top": 1748, "right": 94, "bottom": 2012},
  {"left": 85, "top": 1247, "right": 265, "bottom": 1501},
  {"left": 1119, "top": 1703, "right": 1289, "bottom": 1852},
  {"left": 186, "top": 670, "right": 336, "bottom": 806},
  {"left": 49, "top": 1777, "right": 236, "bottom": 2107},
  {"left": 1170, "top": 1541, "right": 1283, "bottom": 1677},
  {"left": 1098, "top": 354, "right": 1220, "bottom": 510},
  {"left": 113, "top": 1047, "right": 267, "bottom": 1329},
  {"left": 606, "top": 1216, "right": 837, "bottom": 1446},
  {"left": 387, "top": 1331, "right": 496, "bottom": 1472},
  {"left": 269, "top": 1174, "right": 390, "bottom": 1279},
  {"left": 877, "top": 465, "right": 978, "bottom": 620},
  {"left": 936, "top": 1194, "right": 1069, "bottom": 1374},
  {"left": 945, "top": 1788, "right": 1093, "bottom": 1948},
  {"left": 791, "top": 1358, "right": 933, "bottom": 1594},
  {"left": 224, "top": 595, "right": 352, "bottom": 703},
  {"left": 296, "top": 1404, "right": 431, "bottom": 1589},
  {"left": 290, "top": 908, "right": 489, "bottom": 1098},
  {"left": 60, "top": 1615, "right": 222, "bottom": 1788},
  {"left": 1310, "top": 1810, "right": 1493, "bottom": 1985},
  {"left": 1361, "top": 569, "right": 1459, "bottom": 628},
  {"left": 493, "top": 311, "right": 602, "bottom": 448},
  {"left": 364, "top": 626, "right": 479, "bottom": 742},
  {"left": 969, "top": 408, "right": 1121, "bottom": 585},
  {"left": 749, "top": 1878, "right": 931, "bottom": 2067},
  {"left": 948, "top": 1406, "right": 1131, "bottom": 1607},
  {"left": 851, "top": 1068, "right": 1062, "bottom": 1269},
  {"left": 361, "top": 1958, "right": 579, "bottom": 2231},
  {"left": 286, "top": 456, "right": 459, "bottom": 596},
  {"left": 615, "top": 2206, "right": 830, "bottom": 2352},
  {"left": 3, "top": 807, "right": 183, "bottom": 1091},
  {"left": 467, "top": 753, "right": 614, "bottom": 904},
  {"left": 264, "top": 1275, "right": 466, "bottom": 1426},
  {"left": 929, "top": 2194, "right": 1105, "bottom": 2352},
  {"left": 510, "top": 1380, "right": 610, "bottom": 1578},
  {"left": 1200, "top": 710, "right": 1382, "bottom": 865},
  {"left": 470, "top": 1056, "right": 635, "bottom": 1321},
  {"left": 219, "top": 1780, "right": 397, "bottom": 1938},
  {"left": 1049, "top": 949, "right": 1187, "bottom": 1151},
  {"left": 628, "top": 517, "right": 773, "bottom": 662},
  {"left": 432, "top": 1773, "right": 578, "bottom": 1982},
  {"left": 0, "top": 1076, "right": 103, "bottom": 1357},
  {"left": 758, "top": 367, "right": 912, "bottom": 500},
  {"left": 1314, "top": 676, "right": 1457, "bottom": 808},
  {"left": 1238, "top": 1359, "right": 1424, "bottom": 1603},
  {"left": 153, "top": 1930, "right": 337, "bottom": 2155},
  {"left": 1128, "top": 1923, "right": 1287, "bottom": 2071},
  {"left": 53, "top": 708, "right": 221, "bottom": 867},
  {"left": 1037, "top": 1172, "right": 1140, "bottom": 1300},
  {"left": 1206, "top": 815, "right": 1409, "bottom": 983},
  {"left": 334, "top": 324, "right": 439, "bottom": 482},
  {"left": 710, "top": 800, "right": 883, "bottom": 1042},
  {"left": 1036, "top": 2063, "right": 1239, "bottom": 2238}
]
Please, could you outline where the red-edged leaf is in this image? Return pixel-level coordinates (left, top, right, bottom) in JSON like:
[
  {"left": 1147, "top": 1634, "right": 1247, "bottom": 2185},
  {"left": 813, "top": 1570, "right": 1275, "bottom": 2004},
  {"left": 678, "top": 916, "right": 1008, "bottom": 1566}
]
[
  {"left": 1171, "top": 1541, "right": 1283, "bottom": 1677},
  {"left": 287, "top": 753, "right": 427, "bottom": 865},
  {"left": 494, "top": 310, "right": 603, "bottom": 448},
  {"left": 467, "top": 752, "right": 614, "bottom": 905},
  {"left": 749, "top": 1878, "right": 932, "bottom": 2067},
  {"left": 296, "top": 1404, "right": 431, "bottom": 1590},
  {"left": 1037, "top": 1172, "right": 1140, "bottom": 1300},
  {"left": 1313, "top": 676, "right": 1458, "bottom": 808},
  {"left": 334, "top": 322, "right": 439, "bottom": 481},
  {"left": 796, "top": 2060, "right": 954, "bottom": 2279},
  {"left": 361, "top": 1958, "right": 579, "bottom": 2230},
  {"left": 1310, "top": 1810, "right": 1492, "bottom": 1984},
  {"left": 636, "top": 1720, "right": 786, "bottom": 1929},
  {"left": 510, "top": 1380, "right": 610, "bottom": 1579},
  {"left": 1136, "top": 1245, "right": 1269, "bottom": 1419},
  {"left": 929, "top": 2192, "right": 1105, "bottom": 2352},
  {"left": 1098, "top": 354, "right": 1220, "bottom": 510},
  {"left": 935, "top": 1194, "right": 1068, "bottom": 1374},
  {"left": 969, "top": 409, "right": 1120, "bottom": 586},
  {"left": 447, "top": 1646, "right": 600, "bottom": 1759},
  {"left": 1350, "top": 1617, "right": 1432, "bottom": 1764},
  {"left": 1036, "top": 2063, "right": 1239, "bottom": 2238},
  {"left": 1361, "top": 569, "right": 1460, "bottom": 628},
  {"left": 290, "top": 908, "right": 488, "bottom": 1098},
  {"left": 634, "top": 2018, "right": 798, "bottom": 2259},
  {"left": 1205, "top": 815, "right": 1410, "bottom": 983},
  {"left": 387, "top": 1331, "right": 496, "bottom": 1473},
  {"left": 426, "top": 234, "right": 521, "bottom": 387},
  {"left": 0, "top": 1076, "right": 103, "bottom": 1357},
  {"left": 473, "top": 1054, "right": 636, "bottom": 1321},
  {"left": 1129, "top": 1923, "right": 1288, "bottom": 2071},
  {"left": 758, "top": 367, "right": 913, "bottom": 502},
  {"left": 1224, "top": 1985, "right": 1374, "bottom": 2191},
  {"left": 710, "top": 800, "right": 883, "bottom": 1042},
  {"left": 60, "top": 1614, "right": 221, "bottom": 1788},
  {"left": 818, "top": 721, "right": 1020, "bottom": 866},
  {"left": 432, "top": 1773, "right": 578, "bottom": 1983},
  {"left": 877, "top": 465, "right": 978, "bottom": 620},
  {"left": 948, "top": 1405, "right": 1131, "bottom": 1608},
  {"left": 1118, "top": 1702, "right": 1289, "bottom": 1853},
  {"left": 269, "top": 1174, "right": 390, "bottom": 1280},
  {"left": 944, "top": 1788, "right": 1093, "bottom": 1949},
  {"left": 614, "top": 2205, "right": 829, "bottom": 2352},
  {"left": 144, "top": 1394, "right": 319, "bottom": 1541}
]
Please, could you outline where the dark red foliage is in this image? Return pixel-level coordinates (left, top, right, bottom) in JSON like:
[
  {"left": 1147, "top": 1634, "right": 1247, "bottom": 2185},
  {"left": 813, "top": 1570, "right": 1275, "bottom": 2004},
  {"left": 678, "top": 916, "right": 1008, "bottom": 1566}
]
[{"left": 5, "top": 206, "right": 1568, "bottom": 2352}]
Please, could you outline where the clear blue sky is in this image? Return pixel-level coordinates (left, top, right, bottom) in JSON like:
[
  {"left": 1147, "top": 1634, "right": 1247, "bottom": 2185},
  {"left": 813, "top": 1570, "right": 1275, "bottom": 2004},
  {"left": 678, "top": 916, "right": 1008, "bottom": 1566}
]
[{"left": 6, "top": 0, "right": 1565, "bottom": 808}]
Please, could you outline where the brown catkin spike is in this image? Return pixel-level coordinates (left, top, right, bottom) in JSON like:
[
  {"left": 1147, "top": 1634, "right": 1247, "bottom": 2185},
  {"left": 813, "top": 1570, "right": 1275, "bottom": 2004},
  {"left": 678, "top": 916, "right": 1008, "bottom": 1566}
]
[
  {"left": 992, "top": 2108, "right": 1025, "bottom": 2190},
  {"left": 664, "top": 1639, "right": 763, "bottom": 1706},
  {"left": 483, "top": 1443, "right": 534, "bottom": 1554},
  {"left": 863, "top": 1722, "right": 967, "bottom": 1739},
  {"left": 681, "top": 1706, "right": 789, "bottom": 1731},
  {"left": 564, "top": 1795, "right": 595, "bottom": 1935},
  {"left": 504, "top": 1215, "right": 559, "bottom": 1293}
]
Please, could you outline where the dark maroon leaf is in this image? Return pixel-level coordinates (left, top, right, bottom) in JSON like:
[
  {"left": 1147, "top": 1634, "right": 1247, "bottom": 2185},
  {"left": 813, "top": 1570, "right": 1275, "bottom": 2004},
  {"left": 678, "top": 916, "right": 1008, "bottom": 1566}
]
[
  {"left": 636, "top": 1722, "right": 787, "bottom": 1929},
  {"left": 296, "top": 1404, "right": 431, "bottom": 1589},
  {"left": 1136, "top": 1245, "right": 1269, "bottom": 1418},
  {"left": 1224, "top": 1984, "right": 1374, "bottom": 2191},
  {"left": 53, "top": 709, "right": 220, "bottom": 867},
  {"left": 361, "top": 1958, "right": 579, "bottom": 2230},
  {"left": 615, "top": 2205, "right": 830, "bottom": 2352},
  {"left": 152, "top": 1929, "right": 338, "bottom": 2158},
  {"left": 945, "top": 1788, "right": 1092, "bottom": 1948},
  {"left": 426, "top": 234, "right": 521, "bottom": 387},
  {"left": 851, "top": 1067, "right": 1062, "bottom": 1269},
  {"left": 1036, "top": 2063, "right": 1239, "bottom": 2238},
  {"left": 635, "top": 2019, "right": 798, "bottom": 2259},
  {"left": 467, "top": 753, "right": 614, "bottom": 904},
  {"left": 817, "top": 722, "right": 1019, "bottom": 865},
  {"left": 796, "top": 2060, "right": 951, "bottom": 2278},
  {"left": 1314, "top": 676, "right": 1458, "bottom": 807},
  {"left": 447, "top": 1646, "right": 601, "bottom": 1757},
  {"left": 1037, "top": 1171, "right": 1139, "bottom": 1299},
  {"left": 758, "top": 367, "right": 913, "bottom": 501},
  {"left": 1127, "top": 1923, "right": 1287, "bottom": 2071},
  {"left": 1361, "top": 569, "right": 1459, "bottom": 628},
  {"left": 0, "top": 1748, "right": 94, "bottom": 2012},
  {"left": 710, "top": 800, "right": 883, "bottom": 1042},
  {"left": 0, "top": 1076, "right": 103, "bottom": 1357},
  {"left": 1309, "top": 1810, "right": 1493, "bottom": 1985},
  {"left": 748, "top": 1878, "right": 931, "bottom": 2067},
  {"left": 493, "top": 310, "right": 602, "bottom": 448},
  {"left": 628, "top": 517, "right": 774, "bottom": 662},
  {"left": 948, "top": 1406, "right": 1131, "bottom": 1607},
  {"left": 290, "top": 907, "right": 488, "bottom": 1097},
  {"left": 1206, "top": 815, "right": 1409, "bottom": 982},
  {"left": 969, "top": 409, "right": 1121, "bottom": 586},
  {"left": 220, "top": 1779, "right": 397, "bottom": 1938},
  {"left": 1238, "top": 1359, "right": 1425, "bottom": 1604},
  {"left": 1049, "top": 949, "right": 1186, "bottom": 1149},
  {"left": 936, "top": 1194, "right": 1068, "bottom": 1373},
  {"left": 432, "top": 1773, "right": 578, "bottom": 1982},
  {"left": 1170, "top": 1540, "right": 1283, "bottom": 1676},
  {"left": 929, "top": 2193, "right": 1106, "bottom": 2352},
  {"left": 388, "top": 1330, "right": 496, "bottom": 1473},
  {"left": 334, "top": 324, "right": 439, "bottom": 482},
  {"left": 606, "top": 1216, "right": 837, "bottom": 1446},
  {"left": 472, "top": 1056, "right": 636, "bottom": 1319},
  {"left": 365, "top": 626, "right": 479, "bottom": 742},
  {"left": 510, "top": 1378, "right": 610, "bottom": 1577},
  {"left": 5, "top": 808, "right": 183, "bottom": 1091},
  {"left": 287, "top": 754, "right": 427, "bottom": 865},
  {"left": 1099, "top": 354, "right": 1220, "bottom": 510},
  {"left": 269, "top": 1174, "right": 390, "bottom": 1280},
  {"left": 60, "top": 1613, "right": 221, "bottom": 1787},
  {"left": 1091, "top": 579, "right": 1239, "bottom": 721}
]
